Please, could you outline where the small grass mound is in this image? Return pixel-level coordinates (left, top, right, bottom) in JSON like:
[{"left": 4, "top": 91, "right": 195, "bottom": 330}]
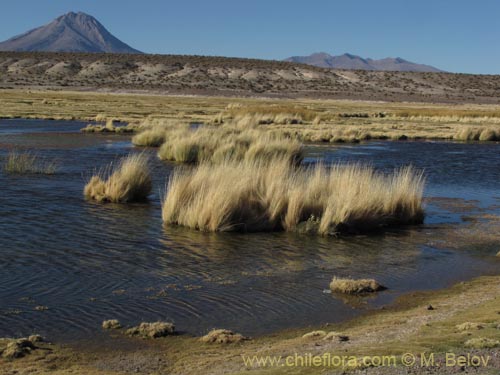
[
  {"left": 132, "top": 127, "right": 167, "bottom": 147},
  {"left": 162, "top": 159, "right": 424, "bottom": 234},
  {"left": 323, "top": 331, "right": 349, "bottom": 342},
  {"left": 1, "top": 338, "right": 37, "bottom": 359},
  {"left": 125, "top": 322, "right": 175, "bottom": 338},
  {"left": 81, "top": 120, "right": 138, "bottom": 134},
  {"left": 329, "top": 277, "right": 386, "bottom": 294},
  {"left": 301, "top": 330, "right": 349, "bottom": 342},
  {"left": 464, "top": 337, "right": 500, "bottom": 349},
  {"left": 3, "top": 151, "right": 58, "bottom": 174},
  {"left": 200, "top": 329, "right": 248, "bottom": 344},
  {"left": 102, "top": 319, "right": 122, "bottom": 330},
  {"left": 84, "top": 154, "right": 152, "bottom": 203},
  {"left": 455, "top": 322, "right": 484, "bottom": 331},
  {"left": 302, "top": 330, "right": 327, "bottom": 339}
]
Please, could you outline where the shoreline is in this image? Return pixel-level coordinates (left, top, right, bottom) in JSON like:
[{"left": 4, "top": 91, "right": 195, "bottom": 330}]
[{"left": 1, "top": 274, "right": 499, "bottom": 374}]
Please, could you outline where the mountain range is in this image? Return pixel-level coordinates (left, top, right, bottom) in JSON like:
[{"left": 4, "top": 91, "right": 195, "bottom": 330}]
[
  {"left": 0, "top": 12, "right": 442, "bottom": 72},
  {"left": 285, "top": 52, "right": 442, "bottom": 72},
  {"left": 0, "top": 12, "right": 141, "bottom": 54}
]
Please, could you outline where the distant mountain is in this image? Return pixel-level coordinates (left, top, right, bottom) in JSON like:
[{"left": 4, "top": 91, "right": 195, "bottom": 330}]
[
  {"left": 285, "top": 52, "right": 442, "bottom": 72},
  {"left": 0, "top": 12, "right": 141, "bottom": 54}
]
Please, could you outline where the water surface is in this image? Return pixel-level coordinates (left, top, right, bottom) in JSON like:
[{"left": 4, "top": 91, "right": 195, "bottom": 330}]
[{"left": 0, "top": 119, "right": 499, "bottom": 341}]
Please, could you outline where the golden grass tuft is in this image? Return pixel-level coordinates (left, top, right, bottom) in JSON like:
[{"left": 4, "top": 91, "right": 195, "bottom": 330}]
[
  {"left": 132, "top": 127, "right": 168, "bottom": 147},
  {"left": 3, "top": 151, "right": 58, "bottom": 174},
  {"left": 84, "top": 154, "right": 152, "bottom": 203},
  {"left": 464, "top": 337, "right": 500, "bottom": 349},
  {"left": 455, "top": 322, "right": 484, "bottom": 331},
  {"left": 199, "top": 329, "right": 247, "bottom": 344},
  {"left": 162, "top": 159, "right": 425, "bottom": 234},
  {"left": 102, "top": 320, "right": 122, "bottom": 330},
  {"left": 157, "top": 125, "right": 303, "bottom": 165},
  {"left": 329, "top": 277, "right": 386, "bottom": 294},
  {"left": 302, "top": 330, "right": 327, "bottom": 339},
  {"left": 454, "top": 126, "right": 500, "bottom": 141},
  {"left": 125, "top": 322, "right": 175, "bottom": 338}
]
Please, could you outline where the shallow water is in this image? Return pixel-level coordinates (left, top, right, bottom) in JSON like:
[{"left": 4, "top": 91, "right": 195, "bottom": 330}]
[{"left": 0, "top": 119, "right": 499, "bottom": 342}]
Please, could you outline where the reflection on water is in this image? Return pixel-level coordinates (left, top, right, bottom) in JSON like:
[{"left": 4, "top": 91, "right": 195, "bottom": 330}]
[{"left": 0, "top": 119, "right": 499, "bottom": 341}]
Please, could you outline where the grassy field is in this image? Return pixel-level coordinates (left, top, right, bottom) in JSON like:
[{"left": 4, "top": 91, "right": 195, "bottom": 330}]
[{"left": 1, "top": 89, "right": 500, "bottom": 142}]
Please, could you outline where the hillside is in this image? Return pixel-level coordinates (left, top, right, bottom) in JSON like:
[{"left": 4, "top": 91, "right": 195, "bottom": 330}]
[{"left": 0, "top": 51, "right": 499, "bottom": 103}]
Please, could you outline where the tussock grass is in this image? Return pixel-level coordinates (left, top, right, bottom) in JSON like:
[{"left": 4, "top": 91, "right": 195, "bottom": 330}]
[
  {"left": 84, "top": 154, "right": 152, "bottom": 203},
  {"left": 162, "top": 159, "right": 425, "bottom": 234},
  {"left": 455, "top": 322, "right": 484, "bottom": 331},
  {"left": 132, "top": 127, "right": 168, "bottom": 147},
  {"left": 3, "top": 151, "right": 58, "bottom": 174},
  {"left": 329, "top": 277, "right": 386, "bottom": 294},
  {"left": 81, "top": 121, "right": 138, "bottom": 134},
  {"left": 157, "top": 125, "right": 303, "bottom": 165},
  {"left": 199, "top": 329, "right": 247, "bottom": 344},
  {"left": 102, "top": 320, "right": 121, "bottom": 330},
  {"left": 223, "top": 104, "right": 319, "bottom": 123},
  {"left": 464, "top": 337, "right": 500, "bottom": 349},
  {"left": 132, "top": 118, "right": 185, "bottom": 147},
  {"left": 392, "top": 108, "right": 500, "bottom": 121},
  {"left": 454, "top": 126, "right": 500, "bottom": 141},
  {"left": 125, "top": 322, "right": 175, "bottom": 338}
]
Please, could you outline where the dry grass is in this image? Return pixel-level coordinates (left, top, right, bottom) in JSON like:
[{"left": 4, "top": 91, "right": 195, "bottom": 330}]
[
  {"left": 3, "top": 151, "right": 58, "bottom": 174},
  {"left": 199, "top": 329, "right": 247, "bottom": 344},
  {"left": 329, "top": 277, "right": 386, "bottom": 294},
  {"left": 125, "top": 322, "right": 175, "bottom": 338},
  {"left": 464, "top": 337, "right": 500, "bottom": 349},
  {"left": 131, "top": 118, "right": 186, "bottom": 147},
  {"left": 455, "top": 322, "right": 484, "bottom": 331},
  {"left": 81, "top": 120, "right": 138, "bottom": 134},
  {"left": 454, "top": 126, "right": 500, "bottom": 141},
  {"left": 101, "top": 320, "right": 122, "bottom": 330},
  {"left": 156, "top": 124, "right": 303, "bottom": 165},
  {"left": 162, "top": 159, "right": 425, "bottom": 235},
  {"left": 84, "top": 154, "right": 152, "bottom": 203},
  {"left": 132, "top": 127, "right": 168, "bottom": 147}
]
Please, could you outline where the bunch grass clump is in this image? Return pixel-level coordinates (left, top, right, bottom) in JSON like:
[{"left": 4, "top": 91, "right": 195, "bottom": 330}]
[
  {"left": 157, "top": 126, "right": 303, "bottom": 165},
  {"left": 329, "top": 277, "right": 386, "bottom": 294},
  {"left": 3, "top": 151, "right": 58, "bottom": 174},
  {"left": 454, "top": 126, "right": 500, "bottom": 141},
  {"left": 162, "top": 159, "right": 425, "bottom": 235},
  {"left": 84, "top": 153, "right": 152, "bottom": 203}
]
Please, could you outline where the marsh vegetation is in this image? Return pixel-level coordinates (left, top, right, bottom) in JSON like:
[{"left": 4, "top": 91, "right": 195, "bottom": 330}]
[
  {"left": 162, "top": 159, "right": 424, "bottom": 234},
  {"left": 3, "top": 150, "right": 58, "bottom": 174},
  {"left": 84, "top": 153, "right": 152, "bottom": 203}
]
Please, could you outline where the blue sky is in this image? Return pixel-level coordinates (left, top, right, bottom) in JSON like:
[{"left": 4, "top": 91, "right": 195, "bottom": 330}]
[{"left": 0, "top": 0, "right": 498, "bottom": 74}]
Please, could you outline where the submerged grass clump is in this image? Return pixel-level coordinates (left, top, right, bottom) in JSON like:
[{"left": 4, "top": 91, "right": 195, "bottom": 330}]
[
  {"left": 329, "top": 277, "right": 386, "bottom": 294},
  {"left": 3, "top": 151, "right": 58, "bottom": 174},
  {"left": 162, "top": 159, "right": 425, "bottom": 235},
  {"left": 81, "top": 119, "right": 139, "bottom": 134},
  {"left": 126, "top": 322, "right": 175, "bottom": 338},
  {"left": 84, "top": 154, "right": 152, "bottom": 203}
]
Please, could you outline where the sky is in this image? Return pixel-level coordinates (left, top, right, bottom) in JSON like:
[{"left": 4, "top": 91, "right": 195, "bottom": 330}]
[{"left": 0, "top": 0, "right": 498, "bottom": 74}]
